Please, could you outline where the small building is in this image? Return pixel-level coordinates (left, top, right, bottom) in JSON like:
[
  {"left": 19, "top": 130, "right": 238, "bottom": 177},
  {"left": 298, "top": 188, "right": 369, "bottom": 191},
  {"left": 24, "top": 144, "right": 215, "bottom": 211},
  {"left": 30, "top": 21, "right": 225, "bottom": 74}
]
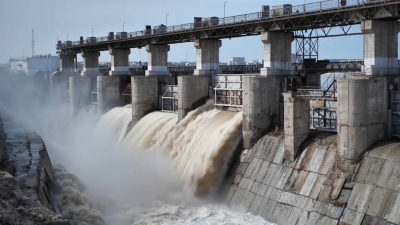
[
  {"left": 9, "top": 58, "right": 27, "bottom": 75},
  {"left": 26, "top": 55, "right": 59, "bottom": 76},
  {"left": 228, "top": 57, "right": 246, "bottom": 65}
]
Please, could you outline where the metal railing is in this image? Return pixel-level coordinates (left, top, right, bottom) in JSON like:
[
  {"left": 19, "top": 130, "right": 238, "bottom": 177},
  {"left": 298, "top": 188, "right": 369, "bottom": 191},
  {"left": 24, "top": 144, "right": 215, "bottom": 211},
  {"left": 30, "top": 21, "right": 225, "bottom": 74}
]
[{"left": 59, "top": 0, "right": 396, "bottom": 48}]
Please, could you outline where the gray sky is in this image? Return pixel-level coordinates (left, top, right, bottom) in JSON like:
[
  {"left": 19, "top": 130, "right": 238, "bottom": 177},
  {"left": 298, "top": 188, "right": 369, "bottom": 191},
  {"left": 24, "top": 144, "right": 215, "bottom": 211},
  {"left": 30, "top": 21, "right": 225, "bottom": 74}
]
[{"left": 0, "top": 0, "right": 375, "bottom": 64}]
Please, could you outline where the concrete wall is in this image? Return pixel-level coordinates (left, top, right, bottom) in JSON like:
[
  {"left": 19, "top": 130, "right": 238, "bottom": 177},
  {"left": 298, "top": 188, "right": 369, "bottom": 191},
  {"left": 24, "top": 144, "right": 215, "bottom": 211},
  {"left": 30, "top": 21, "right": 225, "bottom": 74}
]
[
  {"left": 362, "top": 20, "right": 400, "bottom": 75},
  {"left": 81, "top": 51, "right": 100, "bottom": 76},
  {"left": 97, "top": 75, "right": 122, "bottom": 115},
  {"left": 337, "top": 76, "right": 388, "bottom": 163},
  {"left": 243, "top": 76, "right": 280, "bottom": 149},
  {"left": 260, "top": 31, "right": 293, "bottom": 76},
  {"left": 283, "top": 93, "right": 310, "bottom": 162},
  {"left": 69, "top": 76, "right": 92, "bottom": 116},
  {"left": 178, "top": 75, "right": 210, "bottom": 121},
  {"left": 194, "top": 39, "right": 221, "bottom": 75},
  {"left": 109, "top": 48, "right": 130, "bottom": 75},
  {"left": 225, "top": 131, "right": 400, "bottom": 225},
  {"left": 131, "top": 76, "right": 159, "bottom": 122},
  {"left": 146, "top": 44, "right": 170, "bottom": 76}
]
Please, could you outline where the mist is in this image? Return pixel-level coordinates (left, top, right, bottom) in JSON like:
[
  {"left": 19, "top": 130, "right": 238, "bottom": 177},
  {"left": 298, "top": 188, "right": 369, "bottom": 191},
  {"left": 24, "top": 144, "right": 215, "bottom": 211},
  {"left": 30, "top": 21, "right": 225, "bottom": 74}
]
[{"left": 0, "top": 73, "right": 271, "bottom": 224}]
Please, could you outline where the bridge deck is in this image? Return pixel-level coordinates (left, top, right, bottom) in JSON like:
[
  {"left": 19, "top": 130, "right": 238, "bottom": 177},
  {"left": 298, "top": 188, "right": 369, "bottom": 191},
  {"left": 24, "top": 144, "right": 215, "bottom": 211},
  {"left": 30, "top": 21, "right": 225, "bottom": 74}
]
[{"left": 58, "top": 0, "right": 400, "bottom": 54}]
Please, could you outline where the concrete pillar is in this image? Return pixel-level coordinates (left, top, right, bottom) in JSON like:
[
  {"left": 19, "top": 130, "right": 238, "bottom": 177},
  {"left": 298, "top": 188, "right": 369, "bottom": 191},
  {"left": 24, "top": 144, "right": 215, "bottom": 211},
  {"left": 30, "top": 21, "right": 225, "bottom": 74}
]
[
  {"left": 81, "top": 51, "right": 100, "bottom": 76},
  {"left": 145, "top": 44, "right": 170, "bottom": 76},
  {"left": 362, "top": 20, "right": 400, "bottom": 75},
  {"left": 194, "top": 39, "right": 221, "bottom": 75},
  {"left": 50, "top": 73, "right": 69, "bottom": 102},
  {"left": 131, "top": 76, "right": 158, "bottom": 122},
  {"left": 59, "top": 53, "right": 76, "bottom": 73},
  {"left": 283, "top": 92, "right": 310, "bottom": 162},
  {"left": 69, "top": 76, "right": 92, "bottom": 116},
  {"left": 243, "top": 76, "right": 280, "bottom": 149},
  {"left": 109, "top": 48, "right": 130, "bottom": 75},
  {"left": 337, "top": 76, "right": 388, "bottom": 162},
  {"left": 260, "top": 31, "right": 293, "bottom": 76},
  {"left": 97, "top": 76, "right": 122, "bottom": 115},
  {"left": 178, "top": 76, "right": 210, "bottom": 121}
]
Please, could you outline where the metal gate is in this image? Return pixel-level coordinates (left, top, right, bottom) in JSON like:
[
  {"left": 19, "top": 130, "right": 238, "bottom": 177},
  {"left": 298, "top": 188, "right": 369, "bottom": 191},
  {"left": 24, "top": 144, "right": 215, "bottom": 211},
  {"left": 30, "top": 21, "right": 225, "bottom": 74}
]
[
  {"left": 310, "top": 99, "right": 337, "bottom": 131},
  {"left": 213, "top": 74, "right": 243, "bottom": 107},
  {"left": 160, "top": 85, "right": 178, "bottom": 112}
]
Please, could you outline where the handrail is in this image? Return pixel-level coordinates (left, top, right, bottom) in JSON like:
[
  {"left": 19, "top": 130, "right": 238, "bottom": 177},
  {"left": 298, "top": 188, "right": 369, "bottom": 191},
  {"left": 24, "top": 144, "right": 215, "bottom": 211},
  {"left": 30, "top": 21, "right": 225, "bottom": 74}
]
[{"left": 59, "top": 0, "right": 398, "bottom": 48}]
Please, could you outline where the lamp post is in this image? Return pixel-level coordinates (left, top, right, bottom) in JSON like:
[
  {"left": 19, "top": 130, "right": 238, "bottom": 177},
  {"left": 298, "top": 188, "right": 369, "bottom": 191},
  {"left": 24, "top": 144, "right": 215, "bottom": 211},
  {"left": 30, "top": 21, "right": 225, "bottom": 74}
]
[
  {"left": 123, "top": 22, "right": 126, "bottom": 32},
  {"left": 166, "top": 13, "right": 169, "bottom": 26},
  {"left": 224, "top": 2, "right": 228, "bottom": 18},
  {"left": 67, "top": 34, "right": 69, "bottom": 41},
  {"left": 92, "top": 28, "right": 94, "bottom": 37}
]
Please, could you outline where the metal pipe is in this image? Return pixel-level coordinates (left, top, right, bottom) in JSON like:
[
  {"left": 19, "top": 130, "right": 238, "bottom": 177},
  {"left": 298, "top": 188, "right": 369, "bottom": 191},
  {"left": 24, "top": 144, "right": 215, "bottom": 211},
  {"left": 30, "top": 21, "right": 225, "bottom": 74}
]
[
  {"left": 166, "top": 13, "right": 169, "bottom": 26},
  {"left": 224, "top": 2, "right": 228, "bottom": 18}
]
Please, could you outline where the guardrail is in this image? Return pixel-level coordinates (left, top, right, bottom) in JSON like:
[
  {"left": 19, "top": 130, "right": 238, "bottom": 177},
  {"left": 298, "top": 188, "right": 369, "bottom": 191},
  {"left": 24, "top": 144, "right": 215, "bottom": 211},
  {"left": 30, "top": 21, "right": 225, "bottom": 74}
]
[{"left": 59, "top": 0, "right": 395, "bottom": 48}]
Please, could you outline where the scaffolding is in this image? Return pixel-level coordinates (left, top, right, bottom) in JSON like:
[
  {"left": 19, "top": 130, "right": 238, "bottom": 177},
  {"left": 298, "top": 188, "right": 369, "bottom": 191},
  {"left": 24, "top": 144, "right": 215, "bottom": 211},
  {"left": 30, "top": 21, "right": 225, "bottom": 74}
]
[
  {"left": 160, "top": 85, "right": 178, "bottom": 112},
  {"left": 213, "top": 74, "right": 243, "bottom": 107}
]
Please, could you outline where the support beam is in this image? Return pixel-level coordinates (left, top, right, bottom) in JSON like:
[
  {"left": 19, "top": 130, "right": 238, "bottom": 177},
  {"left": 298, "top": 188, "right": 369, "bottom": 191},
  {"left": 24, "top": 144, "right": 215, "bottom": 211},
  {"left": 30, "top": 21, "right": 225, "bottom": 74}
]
[
  {"left": 97, "top": 76, "right": 122, "bottom": 115},
  {"left": 109, "top": 48, "right": 130, "bottom": 76},
  {"left": 69, "top": 76, "right": 92, "bottom": 116},
  {"left": 59, "top": 53, "right": 76, "bottom": 73},
  {"left": 337, "top": 77, "right": 388, "bottom": 163},
  {"left": 362, "top": 20, "right": 400, "bottom": 75},
  {"left": 283, "top": 92, "right": 310, "bottom": 162},
  {"left": 194, "top": 39, "right": 221, "bottom": 76},
  {"left": 131, "top": 76, "right": 158, "bottom": 122},
  {"left": 81, "top": 51, "right": 100, "bottom": 76},
  {"left": 178, "top": 75, "right": 210, "bottom": 121},
  {"left": 145, "top": 44, "right": 170, "bottom": 76},
  {"left": 260, "top": 31, "right": 294, "bottom": 76},
  {"left": 243, "top": 76, "right": 280, "bottom": 149}
]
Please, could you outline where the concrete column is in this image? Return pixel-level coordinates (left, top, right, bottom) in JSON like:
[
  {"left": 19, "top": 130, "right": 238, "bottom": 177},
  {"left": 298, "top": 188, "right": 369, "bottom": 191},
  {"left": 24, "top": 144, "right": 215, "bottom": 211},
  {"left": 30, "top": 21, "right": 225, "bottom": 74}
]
[
  {"left": 50, "top": 73, "right": 69, "bottom": 102},
  {"left": 81, "top": 51, "right": 100, "bottom": 76},
  {"left": 243, "top": 76, "right": 280, "bottom": 149},
  {"left": 145, "top": 44, "right": 170, "bottom": 76},
  {"left": 69, "top": 76, "right": 92, "bottom": 116},
  {"left": 362, "top": 20, "right": 400, "bottom": 75},
  {"left": 97, "top": 76, "right": 122, "bottom": 115},
  {"left": 260, "top": 31, "right": 293, "bottom": 76},
  {"left": 131, "top": 76, "right": 158, "bottom": 122},
  {"left": 178, "top": 75, "right": 210, "bottom": 121},
  {"left": 194, "top": 39, "right": 221, "bottom": 76},
  {"left": 283, "top": 92, "right": 310, "bottom": 162},
  {"left": 109, "top": 48, "right": 130, "bottom": 75},
  {"left": 337, "top": 76, "right": 388, "bottom": 162},
  {"left": 59, "top": 53, "right": 76, "bottom": 73}
]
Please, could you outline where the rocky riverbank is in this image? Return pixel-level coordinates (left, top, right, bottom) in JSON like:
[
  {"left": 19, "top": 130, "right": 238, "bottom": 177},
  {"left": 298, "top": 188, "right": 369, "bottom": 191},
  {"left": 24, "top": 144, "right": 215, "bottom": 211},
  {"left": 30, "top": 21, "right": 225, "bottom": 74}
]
[{"left": 0, "top": 113, "right": 69, "bottom": 225}]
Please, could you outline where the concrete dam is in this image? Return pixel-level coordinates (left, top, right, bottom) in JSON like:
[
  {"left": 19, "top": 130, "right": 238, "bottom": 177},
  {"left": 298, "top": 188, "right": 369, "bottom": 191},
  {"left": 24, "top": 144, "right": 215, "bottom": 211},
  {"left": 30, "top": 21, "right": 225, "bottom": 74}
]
[{"left": 2, "top": 0, "right": 400, "bottom": 224}]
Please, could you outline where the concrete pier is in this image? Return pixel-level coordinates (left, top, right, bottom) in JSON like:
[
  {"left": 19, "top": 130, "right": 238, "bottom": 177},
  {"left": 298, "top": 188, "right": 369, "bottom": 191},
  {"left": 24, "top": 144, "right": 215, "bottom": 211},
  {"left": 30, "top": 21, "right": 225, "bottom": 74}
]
[
  {"left": 97, "top": 76, "right": 122, "bottom": 115},
  {"left": 260, "top": 31, "right": 293, "bottom": 76},
  {"left": 69, "top": 76, "right": 92, "bottom": 116},
  {"left": 283, "top": 92, "right": 310, "bottom": 162},
  {"left": 337, "top": 76, "right": 388, "bottom": 162},
  {"left": 59, "top": 53, "right": 76, "bottom": 73},
  {"left": 243, "top": 76, "right": 280, "bottom": 149},
  {"left": 50, "top": 74, "right": 69, "bottom": 102},
  {"left": 131, "top": 76, "right": 158, "bottom": 122},
  {"left": 362, "top": 20, "right": 400, "bottom": 75},
  {"left": 178, "top": 76, "right": 210, "bottom": 121},
  {"left": 145, "top": 44, "right": 170, "bottom": 76},
  {"left": 194, "top": 39, "right": 221, "bottom": 75},
  {"left": 109, "top": 48, "right": 130, "bottom": 75},
  {"left": 81, "top": 51, "right": 100, "bottom": 76}
]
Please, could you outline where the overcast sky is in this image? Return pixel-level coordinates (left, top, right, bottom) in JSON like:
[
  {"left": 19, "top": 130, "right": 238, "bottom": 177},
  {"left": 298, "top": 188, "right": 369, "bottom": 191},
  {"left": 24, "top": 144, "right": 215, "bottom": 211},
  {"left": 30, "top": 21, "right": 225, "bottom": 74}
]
[{"left": 0, "top": 0, "right": 381, "bottom": 64}]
